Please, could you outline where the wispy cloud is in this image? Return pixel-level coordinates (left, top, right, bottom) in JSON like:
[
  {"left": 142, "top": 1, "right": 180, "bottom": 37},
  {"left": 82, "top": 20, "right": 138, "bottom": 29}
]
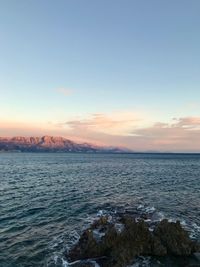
[
  {"left": 56, "top": 88, "right": 73, "bottom": 96},
  {"left": 172, "top": 117, "right": 200, "bottom": 128},
  {"left": 130, "top": 117, "right": 200, "bottom": 151},
  {"left": 59, "top": 111, "right": 146, "bottom": 135}
]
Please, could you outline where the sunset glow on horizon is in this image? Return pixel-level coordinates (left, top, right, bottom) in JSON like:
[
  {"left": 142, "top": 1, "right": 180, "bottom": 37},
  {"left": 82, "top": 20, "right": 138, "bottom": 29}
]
[{"left": 1, "top": 0, "right": 200, "bottom": 152}]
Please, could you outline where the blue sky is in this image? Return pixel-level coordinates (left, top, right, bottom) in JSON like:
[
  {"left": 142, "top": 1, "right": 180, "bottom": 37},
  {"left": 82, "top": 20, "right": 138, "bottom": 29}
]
[{"left": 1, "top": 0, "right": 200, "bottom": 151}]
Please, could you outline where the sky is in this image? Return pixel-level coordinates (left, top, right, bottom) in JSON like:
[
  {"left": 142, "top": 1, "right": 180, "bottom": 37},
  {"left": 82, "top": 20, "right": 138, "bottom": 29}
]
[{"left": 0, "top": 0, "right": 200, "bottom": 152}]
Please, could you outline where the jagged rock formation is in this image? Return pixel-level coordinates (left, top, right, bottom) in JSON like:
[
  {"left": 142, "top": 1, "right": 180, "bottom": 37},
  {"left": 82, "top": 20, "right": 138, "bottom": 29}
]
[
  {"left": 67, "top": 216, "right": 200, "bottom": 267},
  {"left": 0, "top": 136, "right": 126, "bottom": 153}
]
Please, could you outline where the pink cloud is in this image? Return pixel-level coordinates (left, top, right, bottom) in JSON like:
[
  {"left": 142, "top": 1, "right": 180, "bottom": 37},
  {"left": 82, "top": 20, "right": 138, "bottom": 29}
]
[
  {"left": 61, "top": 112, "right": 144, "bottom": 136},
  {"left": 172, "top": 117, "right": 200, "bottom": 128}
]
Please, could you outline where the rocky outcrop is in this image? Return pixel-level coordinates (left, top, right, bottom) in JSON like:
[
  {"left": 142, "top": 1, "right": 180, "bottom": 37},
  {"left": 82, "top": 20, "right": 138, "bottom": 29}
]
[
  {"left": 0, "top": 136, "right": 126, "bottom": 153},
  {"left": 67, "top": 216, "right": 200, "bottom": 267}
]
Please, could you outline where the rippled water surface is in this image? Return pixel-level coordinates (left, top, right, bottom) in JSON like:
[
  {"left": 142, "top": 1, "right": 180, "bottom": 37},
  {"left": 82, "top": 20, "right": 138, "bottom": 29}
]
[{"left": 0, "top": 153, "right": 200, "bottom": 267}]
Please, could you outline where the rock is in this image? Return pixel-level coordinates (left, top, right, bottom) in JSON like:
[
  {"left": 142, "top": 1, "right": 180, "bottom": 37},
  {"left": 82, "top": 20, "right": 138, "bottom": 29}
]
[
  {"left": 67, "top": 216, "right": 200, "bottom": 267},
  {"left": 154, "top": 219, "right": 196, "bottom": 255},
  {"left": 151, "top": 236, "right": 167, "bottom": 256},
  {"left": 68, "top": 229, "right": 103, "bottom": 260},
  {"left": 194, "top": 252, "right": 200, "bottom": 261}
]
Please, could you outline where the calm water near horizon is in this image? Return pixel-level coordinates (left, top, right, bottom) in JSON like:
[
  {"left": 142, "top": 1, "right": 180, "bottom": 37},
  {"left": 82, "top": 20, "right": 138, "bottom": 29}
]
[{"left": 0, "top": 153, "right": 200, "bottom": 267}]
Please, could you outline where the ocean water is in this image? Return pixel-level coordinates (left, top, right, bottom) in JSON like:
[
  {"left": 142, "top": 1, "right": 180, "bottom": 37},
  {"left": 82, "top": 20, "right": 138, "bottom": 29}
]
[{"left": 0, "top": 153, "right": 200, "bottom": 267}]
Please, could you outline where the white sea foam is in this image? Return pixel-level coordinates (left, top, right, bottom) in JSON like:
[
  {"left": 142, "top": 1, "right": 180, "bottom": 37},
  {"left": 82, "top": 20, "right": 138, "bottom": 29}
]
[
  {"left": 190, "top": 222, "right": 200, "bottom": 239},
  {"left": 53, "top": 255, "right": 58, "bottom": 264},
  {"left": 192, "top": 222, "right": 200, "bottom": 232},
  {"left": 90, "top": 260, "right": 101, "bottom": 267},
  {"left": 168, "top": 218, "right": 177, "bottom": 223},
  {"left": 180, "top": 220, "right": 187, "bottom": 226},
  {"left": 65, "top": 230, "right": 80, "bottom": 251},
  {"left": 144, "top": 219, "right": 151, "bottom": 223},
  {"left": 97, "top": 210, "right": 104, "bottom": 217},
  {"left": 61, "top": 258, "right": 100, "bottom": 267},
  {"left": 137, "top": 204, "right": 144, "bottom": 210},
  {"left": 145, "top": 206, "right": 156, "bottom": 213},
  {"left": 155, "top": 211, "right": 165, "bottom": 221},
  {"left": 62, "top": 258, "right": 69, "bottom": 267},
  {"left": 137, "top": 204, "right": 157, "bottom": 215},
  {"left": 128, "top": 256, "right": 151, "bottom": 267},
  {"left": 93, "top": 229, "right": 106, "bottom": 241}
]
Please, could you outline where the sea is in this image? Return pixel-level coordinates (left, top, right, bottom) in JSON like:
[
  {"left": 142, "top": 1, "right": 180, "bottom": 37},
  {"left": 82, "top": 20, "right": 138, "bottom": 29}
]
[{"left": 0, "top": 153, "right": 200, "bottom": 267}]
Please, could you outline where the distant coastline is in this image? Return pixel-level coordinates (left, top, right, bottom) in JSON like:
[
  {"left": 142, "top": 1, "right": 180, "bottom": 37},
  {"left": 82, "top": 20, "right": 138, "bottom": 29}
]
[
  {"left": 0, "top": 135, "right": 131, "bottom": 153},
  {"left": 1, "top": 136, "right": 200, "bottom": 154}
]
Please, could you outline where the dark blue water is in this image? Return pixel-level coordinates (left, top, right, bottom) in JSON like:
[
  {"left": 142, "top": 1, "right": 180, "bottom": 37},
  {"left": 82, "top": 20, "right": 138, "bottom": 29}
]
[{"left": 0, "top": 153, "right": 200, "bottom": 267}]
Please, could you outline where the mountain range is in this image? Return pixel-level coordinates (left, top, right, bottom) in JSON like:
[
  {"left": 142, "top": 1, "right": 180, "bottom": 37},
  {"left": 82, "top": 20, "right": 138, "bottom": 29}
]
[{"left": 0, "top": 136, "right": 130, "bottom": 153}]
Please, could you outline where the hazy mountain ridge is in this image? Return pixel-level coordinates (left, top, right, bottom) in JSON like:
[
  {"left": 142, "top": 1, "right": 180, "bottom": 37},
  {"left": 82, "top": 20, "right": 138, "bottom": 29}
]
[{"left": 0, "top": 136, "right": 129, "bottom": 153}]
